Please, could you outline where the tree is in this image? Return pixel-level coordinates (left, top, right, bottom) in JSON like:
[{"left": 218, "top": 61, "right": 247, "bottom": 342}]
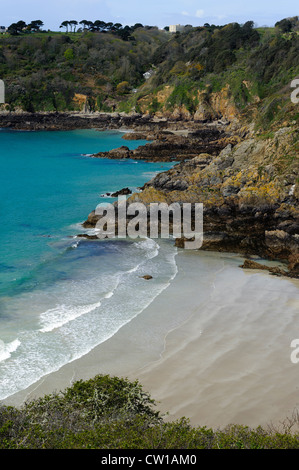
[
  {"left": 117, "top": 25, "right": 133, "bottom": 41},
  {"left": 28, "top": 20, "right": 44, "bottom": 32},
  {"left": 105, "top": 22, "right": 114, "bottom": 31},
  {"left": 86, "top": 21, "right": 94, "bottom": 31},
  {"left": 60, "top": 21, "right": 70, "bottom": 33},
  {"left": 275, "top": 18, "right": 293, "bottom": 33},
  {"left": 69, "top": 20, "right": 78, "bottom": 32},
  {"left": 7, "top": 21, "right": 27, "bottom": 35},
  {"left": 93, "top": 20, "right": 106, "bottom": 32},
  {"left": 113, "top": 23, "right": 123, "bottom": 31},
  {"left": 79, "top": 20, "right": 89, "bottom": 30}
]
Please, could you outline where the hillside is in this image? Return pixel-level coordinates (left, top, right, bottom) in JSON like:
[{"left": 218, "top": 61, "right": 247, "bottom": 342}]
[{"left": 0, "top": 19, "right": 298, "bottom": 126}]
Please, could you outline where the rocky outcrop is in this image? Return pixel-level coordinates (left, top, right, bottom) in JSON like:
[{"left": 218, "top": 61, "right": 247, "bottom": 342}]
[
  {"left": 83, "top": 125, "right": 298, "bottom": 271},
  {"left": 94, "top": 146, "right": 132, "bottom": 160},
  {"left": 110, "top": 187, "right": 132, "bottom": 197},
  {"left": 0, "top": 111, "right": 231, "bottom": 132},
  {"left": 92, "top": 128, "right": 235, "bottom": 162},
  {"left": 239, "top": 259, "right": 298, "bottom": 279}
]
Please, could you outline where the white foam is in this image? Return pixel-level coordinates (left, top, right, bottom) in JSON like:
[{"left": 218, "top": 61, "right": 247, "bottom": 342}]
[
  {"left": 0, "top": 240, "right": 178, "bottom": 400},
  {"left": 134, "top": 238, "right": 160, "bottom": 259},
  {"left": 104, "top": 292, "right": 114, "bottom": 299},
  {"left": 39, "top": 301, "right": 102, "bottom": 333},
  {"left": 0, "top": 339, "right": 21, "bottom": 363}
]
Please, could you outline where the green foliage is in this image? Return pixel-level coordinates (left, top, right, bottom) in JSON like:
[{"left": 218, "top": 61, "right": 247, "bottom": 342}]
[
  {"left": 116, "top": 81, "right": 130, "bottom": 95},
  {"left": 149, "top": 97, "right": 161, "bottom": 113},
  {"left": 167, "top": 81, "right": 198, "bottom": 113},
  {"left": 275, "top": 17, "right": 299, "bottom": 33},
  {"left": 1, "top": 375, "right": 299, "bottom": 449},
  {"left": 0, "top": 28, "right": 168, "bottom": 111},
  {"left": 64, "top": 47, "right": 74, "bottom": 61},
  {"left": 0, "top": 18, "right": 298, "bottom": 124}
]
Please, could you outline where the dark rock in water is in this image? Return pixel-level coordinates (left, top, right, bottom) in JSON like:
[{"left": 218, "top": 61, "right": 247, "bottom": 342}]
[
  {"left": 77, "top": 234, "right": 99, "bottom": 240},
  {"left": 94, "top": 146, "right": 132, "bottom": 159},
  {"left": 111, "top": 187, "right": 132, "bottom": 197},
  {"left": 92, "top": 128, "right": 229, "bottom": 163},
  {"left": 141, "top": 275, "right": 153, "bottom": 280},
  {"left": 82, "top": 210, "right": 101, "bottom": 228}
]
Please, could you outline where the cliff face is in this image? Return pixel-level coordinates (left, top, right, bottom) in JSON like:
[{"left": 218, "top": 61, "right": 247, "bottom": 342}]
[
  {"left": 127, "top": 125, "right": 298, "bottom": 273},
  {"left": 79, "top": 99, "right": 298, "bottom": 276},
  {"left": 139, "top": 84, "right": 242, "bottom": 125}
]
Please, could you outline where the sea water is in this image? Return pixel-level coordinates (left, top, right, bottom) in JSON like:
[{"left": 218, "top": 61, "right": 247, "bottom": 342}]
[{"left": 0, "top": 128, "right": 177, "bottom": 400}]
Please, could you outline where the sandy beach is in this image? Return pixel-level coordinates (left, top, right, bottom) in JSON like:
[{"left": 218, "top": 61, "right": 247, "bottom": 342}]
[{"left": 3, "top": 248, "right": 299, "bottom": 430}]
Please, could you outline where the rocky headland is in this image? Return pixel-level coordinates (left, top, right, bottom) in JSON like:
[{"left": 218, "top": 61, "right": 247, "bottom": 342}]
[
  {"left": 82, "top": 120, "right": 299, "bottom": 278},
  {"left": 92, "top": 126, "right": 236, "bottom": 162}
]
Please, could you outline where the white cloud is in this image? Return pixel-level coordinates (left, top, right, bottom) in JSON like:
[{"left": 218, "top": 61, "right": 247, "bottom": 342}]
[
  {"left": 181, "top": 11, "right": 190, "bottom": 16},
  {"left": 195, "top": 9, "right": 205, "bottom": 18}
]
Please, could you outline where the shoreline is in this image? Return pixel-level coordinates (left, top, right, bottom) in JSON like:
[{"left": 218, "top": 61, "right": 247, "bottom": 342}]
[
  {"left": 3, "top": 248, "right": 299, "bottom": 430},
  {"left": 1, "top": 122, "right": 298, "bottom": 430},
  {"left": 0, "top": 111, "right": 223, "bottom": 132}
]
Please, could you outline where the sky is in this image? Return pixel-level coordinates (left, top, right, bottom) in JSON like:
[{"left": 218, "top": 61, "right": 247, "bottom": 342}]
[{"left": 0, "top": 0, "right": 298, "bottom": 30}]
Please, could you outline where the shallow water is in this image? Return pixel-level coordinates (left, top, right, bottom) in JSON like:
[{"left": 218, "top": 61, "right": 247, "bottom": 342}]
[{"left": 0, "top": 128, "right": 176, "bottom": 399}]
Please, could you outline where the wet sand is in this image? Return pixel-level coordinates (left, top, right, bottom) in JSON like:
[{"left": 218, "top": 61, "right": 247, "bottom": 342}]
[{"left": 3, "top": 250, "right": 299, "bottom": 430}]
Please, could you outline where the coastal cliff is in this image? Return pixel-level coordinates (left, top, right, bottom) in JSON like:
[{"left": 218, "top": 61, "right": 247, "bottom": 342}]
[{"left": 83, "top": 120, "right": 298, "bottom": 277}]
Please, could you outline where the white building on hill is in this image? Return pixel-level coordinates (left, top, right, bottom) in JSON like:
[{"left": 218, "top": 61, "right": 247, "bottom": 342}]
[{"left": 169, "top": 24, "right": 185, "bottom": 33}]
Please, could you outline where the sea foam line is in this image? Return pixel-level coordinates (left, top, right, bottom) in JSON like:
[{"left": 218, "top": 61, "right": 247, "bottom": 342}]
[
  {"left": 0, "top": 243, "right": 178, "bottom": 401},
  {"left": 39, "top": 239, "right": 160, "bottom": 333},
  {"left": 39, "top": 301, "right": 103, "bottom": 333},
  {"left": 0, "top": 339, "right": 21, "bottom": 363}
]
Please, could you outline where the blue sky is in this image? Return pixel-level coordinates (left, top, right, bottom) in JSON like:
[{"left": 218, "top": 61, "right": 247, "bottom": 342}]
[{"left": 1, "top": 0, "right": 298, "bottom": 30}]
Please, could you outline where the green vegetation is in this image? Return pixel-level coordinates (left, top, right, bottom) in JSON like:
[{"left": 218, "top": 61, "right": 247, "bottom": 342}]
[
  {"left": 145, "top": 20, "right": 299, "bottom": 121},
  {"left": 1, "top": 374, "right": 299, "bottom": 449},
  {"left": 0, "top": 24, "right": 168, "bottom": 112},
  {"left": 0, "top": 17, "right": 298, "bottom": 126}
]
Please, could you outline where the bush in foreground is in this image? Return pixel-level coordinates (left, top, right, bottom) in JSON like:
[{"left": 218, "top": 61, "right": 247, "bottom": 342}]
[{"left": 1, "top": 374, "right": 299, "bottom": 449}]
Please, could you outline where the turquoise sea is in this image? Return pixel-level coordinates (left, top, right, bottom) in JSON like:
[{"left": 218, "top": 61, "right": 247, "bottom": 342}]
[{"left": 0, "top": 128, "right": 177, "bottom": 400}]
